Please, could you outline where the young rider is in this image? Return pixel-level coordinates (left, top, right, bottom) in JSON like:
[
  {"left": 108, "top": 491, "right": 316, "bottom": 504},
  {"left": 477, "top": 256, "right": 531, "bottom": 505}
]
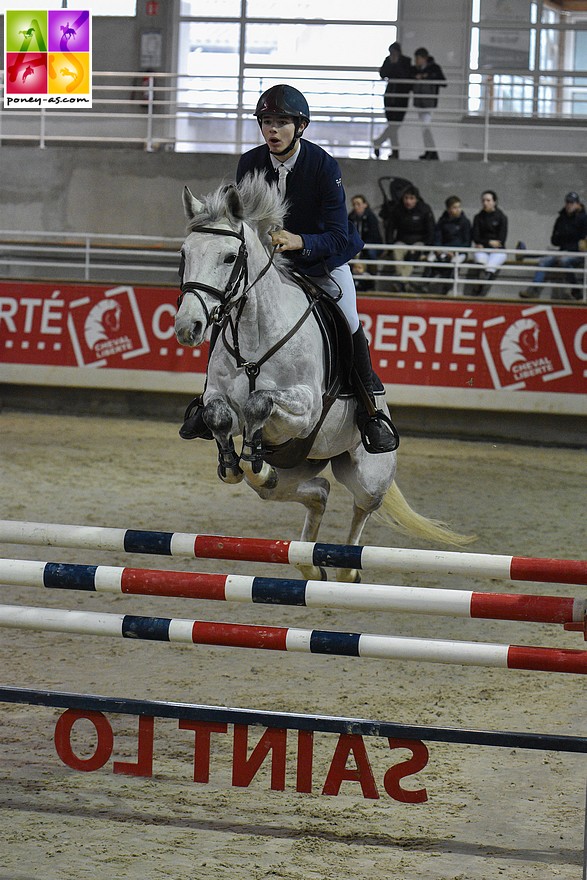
[{"left": 180, "top": 83, "right": 398, "bottom": 454}]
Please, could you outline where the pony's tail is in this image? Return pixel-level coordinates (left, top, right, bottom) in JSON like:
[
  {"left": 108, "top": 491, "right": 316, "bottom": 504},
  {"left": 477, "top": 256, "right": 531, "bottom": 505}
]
[{"left": 375, "top": 482, "right": 476, "bottom": 548}]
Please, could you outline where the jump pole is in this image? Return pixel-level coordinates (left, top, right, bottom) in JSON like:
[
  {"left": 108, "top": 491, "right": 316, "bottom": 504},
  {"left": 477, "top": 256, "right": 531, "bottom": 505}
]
[
  {"left": 1, "top": 558, "right": 586, "bottom": 631},
  {"left": 1, "top": 519, "right": 586, "bottom": 585},
  {"left": 0, "top": 602, "right": 586, "bottom": 673}
]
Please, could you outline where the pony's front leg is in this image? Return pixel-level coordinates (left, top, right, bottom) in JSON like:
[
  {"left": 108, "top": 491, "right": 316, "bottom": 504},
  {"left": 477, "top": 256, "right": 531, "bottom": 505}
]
[
  {"left": 204, "top": 398, "right": 244, "bottom": 484},
  {"left": 240, "top": 388, "right": 317, "bottom": 490},
  {"left": 240, "top": 390, "right": 278, "bottom": 489}
]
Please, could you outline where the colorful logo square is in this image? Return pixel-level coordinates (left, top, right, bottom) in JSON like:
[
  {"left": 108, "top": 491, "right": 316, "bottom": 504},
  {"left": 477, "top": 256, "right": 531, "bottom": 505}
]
[{"left": 4, "top": 7, "right": 92, "bottom": 109}]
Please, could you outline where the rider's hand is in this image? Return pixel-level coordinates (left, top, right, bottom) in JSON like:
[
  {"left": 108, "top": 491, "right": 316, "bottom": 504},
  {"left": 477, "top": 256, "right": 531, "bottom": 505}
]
[{"left": 270, "top": 229, "right": 303, "bottom": 252}]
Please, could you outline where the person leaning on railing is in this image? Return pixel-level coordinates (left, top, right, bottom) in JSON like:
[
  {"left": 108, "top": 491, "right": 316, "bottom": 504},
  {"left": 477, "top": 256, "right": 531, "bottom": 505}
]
[{"left": 519, "top": 191, "right": 587, "bottom": 301}]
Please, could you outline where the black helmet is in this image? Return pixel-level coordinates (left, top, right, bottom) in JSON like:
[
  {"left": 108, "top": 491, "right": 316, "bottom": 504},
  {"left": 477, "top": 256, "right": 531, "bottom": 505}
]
[{"left": 254, "top": 84, "right": 310, "bottom": 125}]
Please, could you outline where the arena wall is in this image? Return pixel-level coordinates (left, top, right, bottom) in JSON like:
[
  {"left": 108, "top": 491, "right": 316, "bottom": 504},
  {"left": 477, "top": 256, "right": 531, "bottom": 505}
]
[{"left": 1, "top": 145, "right": 582, "bottom": 250}]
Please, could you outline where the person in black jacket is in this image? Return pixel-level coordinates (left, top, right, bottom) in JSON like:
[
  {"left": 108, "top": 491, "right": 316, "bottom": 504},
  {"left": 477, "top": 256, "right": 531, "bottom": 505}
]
[
  {"left": 386, "top": 184, "right": 435, "bottom": 291},
  {"left": 411, "top": 47, "right": 446, "bottom": 160},
  {"left": 373, "top": 42, "right": 412, "bottom": 160},
  {"left": 468, "top": 190, "right": 508, "bottom": 297},
  {"left": 520, "top": 192, "right": 587, "bottom": 300},
  {"left": 427, "top": 195, "right": 472, "bottom": 294},
  {"left": 348, "top": 194, "right": 382, "bottom": 291}
]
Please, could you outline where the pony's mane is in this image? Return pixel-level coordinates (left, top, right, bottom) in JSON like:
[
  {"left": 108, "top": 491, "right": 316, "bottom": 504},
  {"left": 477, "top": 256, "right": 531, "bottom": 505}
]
[{"left": 187, "top": 171, "right": 287, "bottom": 247}]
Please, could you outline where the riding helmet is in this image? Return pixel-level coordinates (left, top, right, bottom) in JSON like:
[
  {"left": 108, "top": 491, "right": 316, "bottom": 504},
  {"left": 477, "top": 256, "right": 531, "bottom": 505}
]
[{"left": 254, "top": 84, "right": 310, "bottom": 125}]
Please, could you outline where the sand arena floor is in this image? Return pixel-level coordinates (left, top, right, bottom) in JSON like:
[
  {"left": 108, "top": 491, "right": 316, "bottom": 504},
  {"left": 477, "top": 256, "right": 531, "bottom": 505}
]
[{"left": 0, "top": 411, "right": 585, "bottom": 880}]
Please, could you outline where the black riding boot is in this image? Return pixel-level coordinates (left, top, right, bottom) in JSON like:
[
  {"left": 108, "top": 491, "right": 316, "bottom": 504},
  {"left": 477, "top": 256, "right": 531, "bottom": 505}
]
[
  {"left": 352, "top": 326, "right": 399, "bottom": 454},
  {"left": 179, "top": 325, "right": 220, "bottom": 440}
]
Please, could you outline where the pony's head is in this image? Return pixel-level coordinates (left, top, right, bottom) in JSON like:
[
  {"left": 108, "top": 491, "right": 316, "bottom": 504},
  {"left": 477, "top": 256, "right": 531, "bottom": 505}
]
[{"left": 175, "top": 173, "right": 287, "bottom": 348}]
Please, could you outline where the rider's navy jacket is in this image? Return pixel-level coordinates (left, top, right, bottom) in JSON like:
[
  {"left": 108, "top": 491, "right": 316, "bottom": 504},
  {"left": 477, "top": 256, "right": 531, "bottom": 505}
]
[{"left": 236, "top": 138, "right": 363, "bottom": 276}]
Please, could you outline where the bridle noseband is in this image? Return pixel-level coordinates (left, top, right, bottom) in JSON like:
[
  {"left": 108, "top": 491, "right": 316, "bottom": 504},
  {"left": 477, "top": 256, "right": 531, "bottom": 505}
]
[{"left": 177, "top": 224, "right": 249, "bottom": 326}]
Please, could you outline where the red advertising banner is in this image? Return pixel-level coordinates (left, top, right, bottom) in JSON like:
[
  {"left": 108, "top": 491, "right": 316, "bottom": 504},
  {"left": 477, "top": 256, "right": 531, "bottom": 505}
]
[{"left": 1, "top": 281, "right": 586, "bottom": 405}]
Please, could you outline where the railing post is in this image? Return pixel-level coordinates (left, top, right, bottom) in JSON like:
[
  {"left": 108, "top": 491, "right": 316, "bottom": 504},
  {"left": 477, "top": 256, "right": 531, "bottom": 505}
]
[
  {"left": 145, "top": 75, "right": 154, "bottom": 153},
  {"left": 84, "top": 236, "right": 91, "bottom": 282},
  {"left": 39, "top": 108, "right": 46, "bottom": 149},
  {"left": 452, "top": 256, "right": 459, "bottom": 297},
  {"left": 483, "top": 75, "right": 490, "bottom": 162}
]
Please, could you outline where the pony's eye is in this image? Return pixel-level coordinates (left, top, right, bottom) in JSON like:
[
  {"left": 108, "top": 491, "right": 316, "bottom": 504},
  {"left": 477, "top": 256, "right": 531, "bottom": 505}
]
[{"left": 224, "top": 253, "right": 237, "bottom": 264}]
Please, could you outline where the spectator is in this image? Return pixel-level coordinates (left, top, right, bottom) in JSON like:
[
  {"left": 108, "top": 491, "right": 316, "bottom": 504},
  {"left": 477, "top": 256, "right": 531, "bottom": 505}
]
[
  {"left": 373, "top": 42, "right": 412, "bottom": 160},
  {"left": 468, "top": 190, "right": 508, "bottom": 297},
  {"left": 520, "top": 191, "right": 587, "bottom": 300},
  {"left": 348, "top": 194, "right": 383, "bottom": 291},
  {"left": 385, "top": 183, "right": 435, "bottom": 291},
  {"left": 427, "top": 195, "right": 472, "bottom": 294},
  {"left": 411, "top": 47, "right": 446, "bottom": 160}
]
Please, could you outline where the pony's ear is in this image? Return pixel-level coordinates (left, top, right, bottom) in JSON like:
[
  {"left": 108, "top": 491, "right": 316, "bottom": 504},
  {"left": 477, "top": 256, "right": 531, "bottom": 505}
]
[
  {"left": 183, "top": 186, "right": 204, "bottom": 221},
  {"left": 225, "top": 184, "right": 244, "bottom": 220}
]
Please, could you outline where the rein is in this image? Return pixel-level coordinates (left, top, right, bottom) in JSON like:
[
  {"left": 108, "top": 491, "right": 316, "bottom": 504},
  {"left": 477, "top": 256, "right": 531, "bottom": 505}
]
[{"left": 177, "top": 222, "right": 321, "bottom": 392}]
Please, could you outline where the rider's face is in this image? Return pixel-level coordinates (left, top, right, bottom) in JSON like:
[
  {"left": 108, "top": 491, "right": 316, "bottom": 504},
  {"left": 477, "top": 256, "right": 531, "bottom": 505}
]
[{"left": 261, "top": 115, "right": 298, "bottom": 154}]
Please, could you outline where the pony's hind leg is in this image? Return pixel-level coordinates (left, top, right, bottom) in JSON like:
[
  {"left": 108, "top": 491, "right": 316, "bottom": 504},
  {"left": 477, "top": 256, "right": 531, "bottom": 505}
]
[
  {"left": 247, "top": 461, "right": 331, "bottom": 581},
  {"left": 331, "top": 448, "right": 397, "bottom": 582},
  {"left": 334, "top": 504, "right": 372, "bottom": 583}
]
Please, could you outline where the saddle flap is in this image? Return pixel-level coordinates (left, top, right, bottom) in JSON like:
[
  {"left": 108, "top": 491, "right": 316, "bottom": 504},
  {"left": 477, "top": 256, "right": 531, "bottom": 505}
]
[{"left": 289, "top": 271, "right": 354, "bottom": 396}]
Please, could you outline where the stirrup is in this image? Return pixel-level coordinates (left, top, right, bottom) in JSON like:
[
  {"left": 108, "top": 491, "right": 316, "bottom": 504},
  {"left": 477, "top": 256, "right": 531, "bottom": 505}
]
[
  {"left": 179, "top": 396, "right": 213, "bottom": 441},
  {"left": 359, "top": 409, "right": 400, "bottom": 454}
]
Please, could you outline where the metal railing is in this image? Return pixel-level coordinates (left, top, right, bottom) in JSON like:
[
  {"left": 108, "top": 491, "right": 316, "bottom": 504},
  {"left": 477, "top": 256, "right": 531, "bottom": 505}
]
[
  {"left": 0, "top": 231, "right": 585, "bottom": 303},
  {"left": 0, "top": 71, "right": 586, "bottom": 160},
  {"left": 350, "top": 244, "right": 587, "bottom": 303}
]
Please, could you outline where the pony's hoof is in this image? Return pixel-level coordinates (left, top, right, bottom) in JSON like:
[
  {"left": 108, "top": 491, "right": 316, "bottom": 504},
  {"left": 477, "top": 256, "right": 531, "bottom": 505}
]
[
  {"left": 263, "top": 467, "right": 279, "bottom": 490},
  {"left": 217, "top": 465, "right": 244, "bottom": 484},
  {"left": 336, "top": 568, "right": 361, "bottom": 583},
  {"left": 295, "top": 564, "right": 328, "bottom": 582}
]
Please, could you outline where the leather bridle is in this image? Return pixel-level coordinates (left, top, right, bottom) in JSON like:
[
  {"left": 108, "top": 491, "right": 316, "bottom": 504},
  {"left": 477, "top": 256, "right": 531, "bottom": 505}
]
[
  {"left": 177, "top": 225, "right": 249, "bottom": 326},
  {"left": 176, "top": 222, "right": 320, "bottom": 393}
]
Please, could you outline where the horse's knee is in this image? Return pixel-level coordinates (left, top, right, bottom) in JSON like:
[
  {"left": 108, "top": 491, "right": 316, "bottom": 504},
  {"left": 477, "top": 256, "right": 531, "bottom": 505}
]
[
  {"left": 205, "top": 398, "right": 236, "bottom": 435},
  {"left": 300, "top": 476, "right": 330, "bottom": 514},
  {"left": 243, "top": 391, "right": 273, "bottom": 432}
]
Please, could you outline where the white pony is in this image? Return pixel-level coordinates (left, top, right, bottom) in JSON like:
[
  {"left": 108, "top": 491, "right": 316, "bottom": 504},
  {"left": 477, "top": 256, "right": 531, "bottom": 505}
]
[{"left": 175, "top": 173, "right": 472, "bottom": 581}]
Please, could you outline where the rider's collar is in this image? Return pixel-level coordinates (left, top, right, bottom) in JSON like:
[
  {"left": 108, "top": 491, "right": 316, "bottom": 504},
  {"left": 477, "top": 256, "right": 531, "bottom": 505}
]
[{"left": 270, "top": 144, "right": 301, "bottom": 174}]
